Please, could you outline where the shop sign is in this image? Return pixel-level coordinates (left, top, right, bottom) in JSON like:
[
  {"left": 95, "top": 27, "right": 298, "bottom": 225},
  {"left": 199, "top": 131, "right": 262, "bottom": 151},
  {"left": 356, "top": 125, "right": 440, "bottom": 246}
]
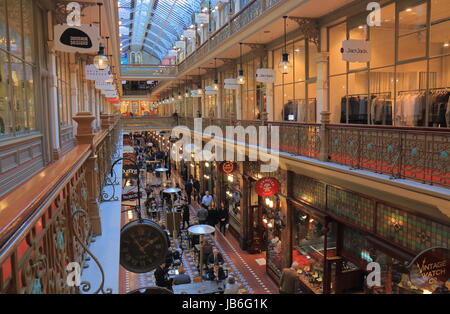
[
  {"left": 85, "top": 64, "right": 111, "bottom": 81},
  {"left": 256, "top": 68, "right": 276, "bottom": 83},
  {"left": 255, "top": 177, "right": 280, "bottom": 197},
  {"left": 219, "top": 161, "right": 237, "bottom": 175},
  {"left": 183, "top": 29, "right": 196, "bottom": 39},
  {"left": 408, "top": 247, "right": 450, "bottom": 292},
  {"left": 195, "top": 13, "right": 210, "bottom": 24},
  {"left": 121, "top": 191, "right": 142, "bottom": 201},
  {"left": 54, "top": 24, "right": 100, "bottom": 54},
  {"left": 96, "top": 81, "right": 115, "bottom": 90},
  {"left": 341, "top": 39, "right": 371, "bottom": 62},
  {"left": 205, "top": 86, "right": 218, "bottom": 95},
  {"left": 190, "top": 90, "right": 202, "bottom": 97},
  {"left": 224, "top": 78, "right": 239, "bottom": 90}
]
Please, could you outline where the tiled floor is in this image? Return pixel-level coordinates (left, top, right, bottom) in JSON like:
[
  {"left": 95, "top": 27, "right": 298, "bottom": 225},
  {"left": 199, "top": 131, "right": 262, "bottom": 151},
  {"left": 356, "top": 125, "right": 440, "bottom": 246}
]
[{"left": 119, "top": 171, "right": 278, "bottom": 294}]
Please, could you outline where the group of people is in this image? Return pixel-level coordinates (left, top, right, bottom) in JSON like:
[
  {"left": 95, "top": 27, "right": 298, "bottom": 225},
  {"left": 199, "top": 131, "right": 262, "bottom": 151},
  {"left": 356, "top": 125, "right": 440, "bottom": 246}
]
[{"left": 127, "top": 132, "right": 241, "bottom": 293}]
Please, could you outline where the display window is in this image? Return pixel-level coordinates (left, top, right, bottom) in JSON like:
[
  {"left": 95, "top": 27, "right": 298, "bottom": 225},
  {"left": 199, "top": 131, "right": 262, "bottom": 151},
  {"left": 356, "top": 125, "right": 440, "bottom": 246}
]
[
  {"left": 273, "top": 37, "right": 317, "bottom": 122},
  {"left": 263, "top": 195, "right": 284, "bottom": 277},
  {"left": 340, "top": 226, "right": 428, "bottom": 294},
  {"left": 292, "top": 205, "right": 336, "bottom": 294},
  {"left": 0, "top": 0, "right": 38, "bottom": 139},
  {"left": 327, "top": 0, "right": 450, "bottom": 127},
  {"left": 223, "top": 173, "right": 241, "bottom": 230}
]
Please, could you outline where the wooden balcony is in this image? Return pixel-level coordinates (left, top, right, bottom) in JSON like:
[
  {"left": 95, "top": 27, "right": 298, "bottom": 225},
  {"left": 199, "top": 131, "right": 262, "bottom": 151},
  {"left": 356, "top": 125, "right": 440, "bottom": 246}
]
[{"left": 0, "top": 115, "right": 120, "bottom": 293}]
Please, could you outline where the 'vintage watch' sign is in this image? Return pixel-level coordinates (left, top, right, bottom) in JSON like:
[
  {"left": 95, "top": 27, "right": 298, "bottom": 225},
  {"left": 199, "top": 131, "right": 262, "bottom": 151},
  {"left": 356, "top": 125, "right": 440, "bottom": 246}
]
[
  {"left": 341, "top": 39, "right": 371, "bottom": 63},
  {"left": 408, "top": 247, "right": 449, "bottom": 291}
]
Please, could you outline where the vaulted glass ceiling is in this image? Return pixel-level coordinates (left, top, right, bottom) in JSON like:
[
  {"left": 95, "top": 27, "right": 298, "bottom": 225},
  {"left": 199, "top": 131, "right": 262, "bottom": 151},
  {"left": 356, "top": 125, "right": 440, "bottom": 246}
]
[{"left": 118, "top": 0, "right": 203, "bottom": 62}]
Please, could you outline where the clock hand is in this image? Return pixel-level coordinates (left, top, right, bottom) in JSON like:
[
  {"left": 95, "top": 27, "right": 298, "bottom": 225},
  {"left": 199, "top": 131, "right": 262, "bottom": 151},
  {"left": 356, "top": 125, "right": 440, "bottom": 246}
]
[{"left": 131, "top": 234, "right": 146, "bottom": 254}]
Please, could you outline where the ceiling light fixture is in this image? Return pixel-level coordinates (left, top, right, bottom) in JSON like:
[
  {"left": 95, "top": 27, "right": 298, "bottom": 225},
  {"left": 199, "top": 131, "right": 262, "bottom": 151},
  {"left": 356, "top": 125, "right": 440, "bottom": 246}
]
[
  {"left": 279, "top": 16, "right": 292, "bottom": 75},
  {"left": 237, "top": 43, "right": 246, "bottom": 85}
]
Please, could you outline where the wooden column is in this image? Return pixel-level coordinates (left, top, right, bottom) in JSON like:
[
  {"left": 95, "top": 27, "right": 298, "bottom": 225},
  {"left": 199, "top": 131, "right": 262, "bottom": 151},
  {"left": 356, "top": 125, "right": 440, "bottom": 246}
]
[{"left": 73, "top": 112, "right": 102, "bottom": 235}]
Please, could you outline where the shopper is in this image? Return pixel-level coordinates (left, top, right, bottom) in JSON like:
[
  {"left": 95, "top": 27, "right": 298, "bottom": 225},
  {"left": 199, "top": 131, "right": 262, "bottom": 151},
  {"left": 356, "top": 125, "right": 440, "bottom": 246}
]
[
  {"left": 197, "top": 204, "right": 208, "bottom": 225},
  {"left": 193, "top": 178, "right": 200, "bottom": 202},
  {"left": 206, "top": 202, "right": 219, "bottom": 227},
  {"left": 279, "top": 262, "right": 299, "bottom": 294},
  {"left": 201, "top": 191, "right": 213, "bottom": 209},
  {"left": 217, "top": 202, "right": 229, "bottom": 236},
  {"left": 184, "top": 179, "right": 193, "bottom": 204},
  {"left": 154, "top": 262, "right": 173, "bottom": 291},
  {"left": 181, "top": 201, "right": 190, "bottom": 229}
]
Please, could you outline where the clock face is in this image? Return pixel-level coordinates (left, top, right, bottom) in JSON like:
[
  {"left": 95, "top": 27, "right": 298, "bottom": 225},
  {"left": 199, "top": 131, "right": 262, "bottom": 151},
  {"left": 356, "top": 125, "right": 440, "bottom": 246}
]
[{"left": 120, "top": 219, "right": 168, "bottom": 273}]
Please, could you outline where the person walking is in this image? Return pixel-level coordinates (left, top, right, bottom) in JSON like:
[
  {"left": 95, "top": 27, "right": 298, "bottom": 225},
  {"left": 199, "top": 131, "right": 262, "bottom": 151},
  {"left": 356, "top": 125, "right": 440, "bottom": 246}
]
[
  {"left": 217, "top": 202, "right": 229, "bottom": 236},
  {"left": 197, "top": 204, "right": 208, "bottom": 225},
  {"left": 154, "top": 263, "right": 173, "bottom": 291},
  {"left": 193, "top": 178, "right": 200, "bottom": 202},
  {"left": 201, "top": 191, "right": 213, "bottom": 209},
  {"left": 184, "top": 179, "right": 193, "bottom": 204},
  {"left": 181, "top": 201, "right": 190, "bottom": 230},
  {"left": 206, "top": 202, "right": 219, "bottom": 227},
  {"left": 279, "top": 262, "right": 299, "bottom": 294}
]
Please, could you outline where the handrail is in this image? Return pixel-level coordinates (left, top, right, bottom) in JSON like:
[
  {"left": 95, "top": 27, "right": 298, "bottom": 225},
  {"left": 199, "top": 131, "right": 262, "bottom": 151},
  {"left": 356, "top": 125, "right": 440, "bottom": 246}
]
[
  {"left": 125, "top": 116, "right": 449, "bottom": 188},
  {"left": 0, "top": 115, "right": 120, "bottom": 293}
]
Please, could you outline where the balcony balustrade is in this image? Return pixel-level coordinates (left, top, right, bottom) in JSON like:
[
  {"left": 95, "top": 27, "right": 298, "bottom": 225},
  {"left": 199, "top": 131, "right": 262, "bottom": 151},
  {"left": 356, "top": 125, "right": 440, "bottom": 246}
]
[
  {"left": 131, "top": 116, "right": 450, "bottom": 188},
  {"left": 0, "top": 115, "right": 121, "bottom": 293}
]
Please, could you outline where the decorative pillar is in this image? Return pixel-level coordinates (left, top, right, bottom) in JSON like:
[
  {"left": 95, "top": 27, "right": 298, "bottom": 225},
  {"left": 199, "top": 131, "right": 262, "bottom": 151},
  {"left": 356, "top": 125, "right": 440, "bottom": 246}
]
[
  {"left": 72, "top": 112, "right": 102, "bottom": 235},
  {"left": 48, "top": 49, "right": 61, "bottom": 160},
  {"left": 317, "top": 52, "right": 330, "bottom": 162}
]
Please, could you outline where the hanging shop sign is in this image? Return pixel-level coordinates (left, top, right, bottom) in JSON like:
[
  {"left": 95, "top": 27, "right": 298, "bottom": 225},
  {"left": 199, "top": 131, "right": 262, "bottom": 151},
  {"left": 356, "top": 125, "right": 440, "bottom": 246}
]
[
  {"left": 205, "top": 86, "right": 218, "bottom": 95},
  {"left": 195, "top": 13, "right": 210, "bottom": 24},
  {"left": 183, "top": 29, "right": 196, "bottom": 39},
  {"left": 219, "top": 161, "right": 237, "bottom": 175},
  {"left": 255, "top": 177, "right": 280, "bottom": 197},
  {"left": 121, "top": 191, "right": 142, "bottom": 201},
  {"left": 407, "top": 247, "right": 450, "bottom": 292},
  {"left": 256, "top": 68, "right": 276, "bottom": 83},
  {"left": 85, "top": 64, "right": 111, "bottom": 81},
  {"left": 224, "top": 78, "right": 239, "bottom": 90},
  {"left": 96, "top": 81, "right": 115, "bottom": 90},
  {"left": 190, "top": 90, "right": 202, "bottom": 97},
  {"left": 341, "top": 39, "right": 371, "bottom": 63},
  {"left": 54, "top": 24, "right": 100, "bottom": 53}
]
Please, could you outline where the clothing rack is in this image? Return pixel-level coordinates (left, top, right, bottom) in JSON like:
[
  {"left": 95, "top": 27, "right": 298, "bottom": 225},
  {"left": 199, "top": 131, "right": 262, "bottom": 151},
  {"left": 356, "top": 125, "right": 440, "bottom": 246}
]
[
  {"left": 345, "top": 92, "right": 391, "bottom": 97},
  {"left": 398, "top": 87, "right": 450, "bottom": 94}
]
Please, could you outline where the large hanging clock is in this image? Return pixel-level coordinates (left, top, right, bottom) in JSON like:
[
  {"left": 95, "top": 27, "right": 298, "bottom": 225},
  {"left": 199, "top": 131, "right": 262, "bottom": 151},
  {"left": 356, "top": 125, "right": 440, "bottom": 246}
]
[{"left": 120, "top": 219, "right": 168, "bottom": 273}]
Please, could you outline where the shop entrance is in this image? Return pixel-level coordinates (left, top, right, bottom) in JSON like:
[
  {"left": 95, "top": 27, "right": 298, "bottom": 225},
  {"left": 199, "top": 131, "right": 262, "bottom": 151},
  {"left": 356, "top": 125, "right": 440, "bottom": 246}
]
[{"left": 245, "top": 178, "right": 266, "bottom": 253}]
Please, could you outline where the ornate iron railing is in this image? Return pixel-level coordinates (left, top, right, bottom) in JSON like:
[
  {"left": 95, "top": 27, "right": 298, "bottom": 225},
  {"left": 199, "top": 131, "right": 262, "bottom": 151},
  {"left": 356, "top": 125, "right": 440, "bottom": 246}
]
[
  {"left": 120, "top": 65, "right": 178, "bottom": 79},
  {"left": 131, "top": 116, "right": 449, "bottom": 187},
  {"left": 0, "top": 115, "right": 120, "bottom": 294},
  {"left": 178, "top": 0, "right": 284, "bottom": 74}
]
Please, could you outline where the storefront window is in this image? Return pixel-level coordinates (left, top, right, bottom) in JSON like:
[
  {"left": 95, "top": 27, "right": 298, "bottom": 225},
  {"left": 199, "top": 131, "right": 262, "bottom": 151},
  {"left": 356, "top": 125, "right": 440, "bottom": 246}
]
[
  {"left": 371, "top": 4, "right": 395, "bottom": 68},
  {"left": 329, "top": 23, "right": 346, "bottom": 75},
  {"left": 264, "top": 196, "right": 283, "bottom": 276},
  {"left": 328, "top": 0, "right": 450, "bottom": 127},
  {"left": 292, "top": 207, "right": 327, "bottom": 294},
  {"left": 0, "top": 51, "right": 10, "bottom": 136},
  {"left": 398, "top": 2, "right": 427, "bottom": 61},
  {"left": 0, "top": 0, "right": 37, "bottom": 138}
]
